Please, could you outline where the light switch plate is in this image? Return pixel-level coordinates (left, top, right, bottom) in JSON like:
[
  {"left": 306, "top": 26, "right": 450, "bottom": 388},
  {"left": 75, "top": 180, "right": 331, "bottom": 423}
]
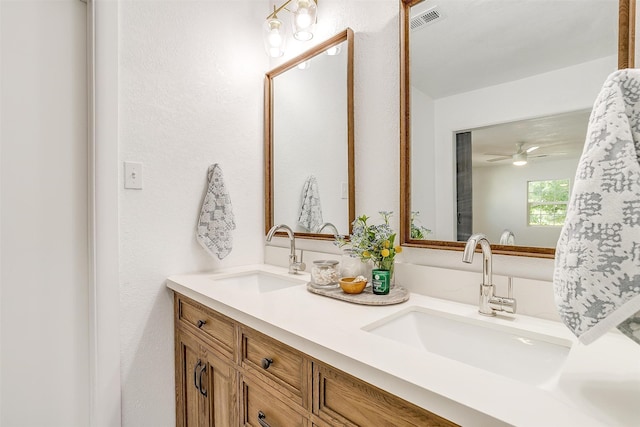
[
  {"left": 124, "top": 161, "right": 143, "bottom": 189},
  {"left": 341, "top": 182, "right": 348, "bottom": 199}
]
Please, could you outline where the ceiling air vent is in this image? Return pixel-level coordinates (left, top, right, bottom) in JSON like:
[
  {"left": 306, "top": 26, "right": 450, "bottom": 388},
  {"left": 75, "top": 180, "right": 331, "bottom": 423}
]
[{"left": 410, "top": 5, "right": 443, "bottom": 32}]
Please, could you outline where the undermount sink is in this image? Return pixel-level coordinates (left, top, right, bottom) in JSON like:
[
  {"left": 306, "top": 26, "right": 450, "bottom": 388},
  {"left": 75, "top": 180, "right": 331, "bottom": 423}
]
[
  {"left": 209, "top": 271, "right": 305, "bottom": 293},
  {"left": 363, "top": 306, "right": 572, "bottom": 386}
]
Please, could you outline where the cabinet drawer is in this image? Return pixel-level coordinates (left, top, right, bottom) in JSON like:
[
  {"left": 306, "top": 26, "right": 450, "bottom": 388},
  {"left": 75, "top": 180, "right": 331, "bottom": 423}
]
[
  {"left": 313, "top": 363, "right": 458, "bottom": 427},
  {"left": 177, "top": 296, "right": 234, "bottom": 359},
  {"left": 241, "top": 375, "right": 308, "bottom": 427},
  {"left": 241, "top": 328, "right": 308, "bottom": 406}
]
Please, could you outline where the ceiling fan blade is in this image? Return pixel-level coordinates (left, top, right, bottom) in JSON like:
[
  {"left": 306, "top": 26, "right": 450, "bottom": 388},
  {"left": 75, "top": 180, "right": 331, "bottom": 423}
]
[
  {"left": 525, "top": 146, "right": 539, "bottom": 153},
  {"left": 486, "top": 156, "right": 510, "bottom": 162}
]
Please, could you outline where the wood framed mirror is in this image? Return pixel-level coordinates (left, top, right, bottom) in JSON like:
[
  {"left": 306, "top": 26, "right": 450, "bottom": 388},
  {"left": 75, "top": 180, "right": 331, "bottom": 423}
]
[
  {"left": 265, "top": 28, "right": 354, "bottom": 240},
  {"left": 400, "top": 0, "right": 632, "bottom": 258}
]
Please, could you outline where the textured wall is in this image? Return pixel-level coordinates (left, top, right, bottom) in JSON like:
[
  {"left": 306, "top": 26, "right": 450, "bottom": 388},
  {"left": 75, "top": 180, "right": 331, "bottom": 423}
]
[{"left": 118, "top": 1, "right": 266, "bottom": 425}]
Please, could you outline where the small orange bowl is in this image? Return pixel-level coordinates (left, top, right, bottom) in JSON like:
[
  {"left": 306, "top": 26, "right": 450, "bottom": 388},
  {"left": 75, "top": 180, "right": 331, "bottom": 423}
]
[{"left": 339, "top": 277, "right": 367, "bottom": 294}]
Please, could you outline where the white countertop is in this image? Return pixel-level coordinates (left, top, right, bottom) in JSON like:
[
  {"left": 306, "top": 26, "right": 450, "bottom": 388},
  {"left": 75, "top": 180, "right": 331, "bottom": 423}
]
[{"left": 167, "top": 264, "right": 640, "bottom": 427}]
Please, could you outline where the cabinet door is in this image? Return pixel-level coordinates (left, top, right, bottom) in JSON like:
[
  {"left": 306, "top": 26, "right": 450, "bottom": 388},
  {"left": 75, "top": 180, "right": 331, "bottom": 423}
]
[
  {"left": 313, "top": 363, "right": 458, "bottom": 427},
  {"left": 176, "top": 329, "right": 207, "bottom": 427},
  {"left": 240, "top": 374, "right": 308, "bottom": 427},
  {"left": 201, "top": 347, "right": 237, "bottom": 426}
]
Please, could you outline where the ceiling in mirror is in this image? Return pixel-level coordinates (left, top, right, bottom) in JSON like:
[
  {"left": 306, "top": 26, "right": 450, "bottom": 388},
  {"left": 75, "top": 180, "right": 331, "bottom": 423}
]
[
  {"left": 400, "top": 0, "right": 626, "bottom": 257},
  {"left": 265, "top": 29, "right": 354, "bottom": 240}
]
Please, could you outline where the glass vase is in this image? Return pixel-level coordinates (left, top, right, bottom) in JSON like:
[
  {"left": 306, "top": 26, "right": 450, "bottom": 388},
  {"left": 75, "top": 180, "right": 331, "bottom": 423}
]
[{"left": 372, "top": 262, "right": 394, "bottom": 295}]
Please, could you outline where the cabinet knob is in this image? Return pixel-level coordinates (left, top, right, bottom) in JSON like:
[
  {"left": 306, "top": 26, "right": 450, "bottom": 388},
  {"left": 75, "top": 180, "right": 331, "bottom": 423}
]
[
  {"left": 257, "top": 411, "right": 272, "bottom": 427},
  {"left": 196, "top": 319, "right": 206, "bottom": 328},
  {"left": 260, "top": 358, "right": 273, "bottom": 370}
]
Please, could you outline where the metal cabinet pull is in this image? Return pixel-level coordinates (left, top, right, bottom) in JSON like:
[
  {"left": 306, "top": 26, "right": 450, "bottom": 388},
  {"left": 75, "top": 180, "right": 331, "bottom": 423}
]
[
  {"left": 260, "top": 357, "right": 273, "bottom": 370},
  {"left": 197, "top": 363, "right": 208, "bottom": 397},
  {"left": 196, "top": 319, "right": 206, "bottom": 328},
  {"left": 193, "top": 360, "right": 202, "bottom": 391},
  {"left": 257, "top": 411, "right": 272, "bottom": 427}
]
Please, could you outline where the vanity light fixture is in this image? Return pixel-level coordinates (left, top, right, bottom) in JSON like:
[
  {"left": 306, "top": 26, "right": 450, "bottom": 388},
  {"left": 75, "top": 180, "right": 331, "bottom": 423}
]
[{"left": 263, "top": 0, "right": 318, "bottom": 57}]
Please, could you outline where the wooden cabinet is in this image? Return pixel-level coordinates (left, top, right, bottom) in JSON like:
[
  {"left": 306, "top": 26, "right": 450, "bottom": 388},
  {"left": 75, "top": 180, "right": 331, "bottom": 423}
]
[
  {"left": 175, "top": 328, "right": 237, "bottom": 427},
  {"left": 174, "top": 293, "right": 458, "bottom": 427},
  {"left": 240, "top": 373, "right": 309, "bottom": 427},
  {"left": 313, "top": 363, "right": 457, "bottom": 427}
]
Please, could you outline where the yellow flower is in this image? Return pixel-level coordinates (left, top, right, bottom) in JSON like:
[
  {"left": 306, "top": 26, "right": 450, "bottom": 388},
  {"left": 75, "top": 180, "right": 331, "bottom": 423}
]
[
  {"left": 383, "top": 240, "right": 390, "bottom": 248},
  {"left": 394, "top": 246, "right": 402, "bottom": 253},
  {"left": 362, "top": 251, "right": 371, "bottom": 258},
  {"left": 381, "top": 248, "right": 390, "bottom": 257}
]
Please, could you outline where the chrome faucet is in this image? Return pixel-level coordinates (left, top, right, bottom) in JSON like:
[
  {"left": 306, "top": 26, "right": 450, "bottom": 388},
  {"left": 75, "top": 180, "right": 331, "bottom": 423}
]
[
  {"left": 499, "top": 229, "right": 515, "bottom": 245},
  {"left": 266, "top": 224, "right": 306, "bottom": 274},
  {"left": 316, "top": 222, "right": 339, "bottom": 238},
  {"left": 462, "top": 233, "right": 516, "bottom": 316}
]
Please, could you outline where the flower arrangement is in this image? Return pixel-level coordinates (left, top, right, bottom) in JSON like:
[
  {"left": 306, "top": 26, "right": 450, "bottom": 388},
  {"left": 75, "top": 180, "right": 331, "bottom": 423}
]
[
  {"left": 338, "top": 211, "right": 402, "bottom": 271},
  {"left": 410, "top": 211, "right": 431, "bottom": 240}
]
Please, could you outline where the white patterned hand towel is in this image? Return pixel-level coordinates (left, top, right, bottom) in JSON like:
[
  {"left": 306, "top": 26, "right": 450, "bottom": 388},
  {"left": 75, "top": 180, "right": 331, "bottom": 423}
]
[
  {"left": 297, "top": 175, "right": 323, "bottom": 232},
  {"left": 196, "top": 164, "right": 236, "bottom": 260},
  {"left": 554, "top": 69, "right": 640, "bottom": 346}
]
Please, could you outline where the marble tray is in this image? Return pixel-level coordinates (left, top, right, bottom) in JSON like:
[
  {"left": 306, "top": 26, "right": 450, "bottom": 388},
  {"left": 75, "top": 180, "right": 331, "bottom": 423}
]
[{"left": 306, "top": 282, "right": 410, "bottom": 306}]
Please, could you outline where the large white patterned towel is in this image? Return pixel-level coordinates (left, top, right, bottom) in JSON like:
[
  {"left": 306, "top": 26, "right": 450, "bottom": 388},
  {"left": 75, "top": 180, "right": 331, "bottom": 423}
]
[
  {"left": 196, "top": 164, "right": 236, "bottom": 260},
  {"left": 554, "top": 69, "right": 640, "bottom": 346},
  {"left": 297, "top": 175, "right": 323, "bottom": 232}
]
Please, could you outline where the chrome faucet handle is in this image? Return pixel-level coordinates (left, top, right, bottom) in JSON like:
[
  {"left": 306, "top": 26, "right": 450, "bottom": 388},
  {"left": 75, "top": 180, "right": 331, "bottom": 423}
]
[
  {"left": 289, "top": 250, "right": 306, "bottom": 274},
  {"left": 489, "top": 295, "right": 517, "bottom": 314}
]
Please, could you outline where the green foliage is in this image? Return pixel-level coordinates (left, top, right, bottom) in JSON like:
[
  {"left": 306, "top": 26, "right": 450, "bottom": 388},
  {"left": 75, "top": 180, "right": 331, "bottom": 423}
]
[
  {"left": 527, "top": 179, "right": 570, "bottom": 226},
  {"left": 336, "top": 211, "right": 401, "bottom": 270}
]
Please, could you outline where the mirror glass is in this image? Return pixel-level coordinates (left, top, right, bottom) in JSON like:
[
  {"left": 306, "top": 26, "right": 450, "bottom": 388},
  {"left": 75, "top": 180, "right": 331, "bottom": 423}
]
[
  {"left": 265, "top": 29, "right": 354, "bottom": 239},
  {"left": 401, "top": 0, "right": 623, "bottom": 257}
]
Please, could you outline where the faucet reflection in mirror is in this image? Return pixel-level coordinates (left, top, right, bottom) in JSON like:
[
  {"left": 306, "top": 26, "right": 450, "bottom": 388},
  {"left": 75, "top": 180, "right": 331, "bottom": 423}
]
[
  {"left": 263, "top": 0, "right": 318, "bottom": 57},
  {"left": 266, "top": 224, "right": 306, "bottom": 274}
]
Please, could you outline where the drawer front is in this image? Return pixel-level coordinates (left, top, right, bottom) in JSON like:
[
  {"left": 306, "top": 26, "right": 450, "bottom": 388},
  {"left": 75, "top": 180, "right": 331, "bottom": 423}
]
[
  {"left": 177, "top": 296, "right": 234, "bottom": 359},
  {"left": 313, "top": 364, "right": 458, "bottom": 427},
  {"left": 241, "top": 328, "right": 306, "bottom": 399},
  {"left": 241, "top": 375, "right": 308, "bottom": 427}
]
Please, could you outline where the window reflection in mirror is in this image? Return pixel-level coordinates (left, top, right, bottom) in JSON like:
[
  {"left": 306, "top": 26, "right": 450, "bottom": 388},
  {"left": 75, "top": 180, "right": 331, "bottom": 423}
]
[
  {"left": 265, "top": 29, "right": 354, "bottom": 239},
  {"left": 400, "top": 0, "right": 624, "bottom": 257}
]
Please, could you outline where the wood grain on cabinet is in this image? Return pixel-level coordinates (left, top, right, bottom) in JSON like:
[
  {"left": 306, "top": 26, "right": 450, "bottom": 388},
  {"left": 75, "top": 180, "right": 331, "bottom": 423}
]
[
  {"left": 175, "top": 328, "right": 237, "bottom": 427},
  {"left": 177, "top": 296, "right": 235, "bottom": 360},
  {"left": 313, "top": 363, "right": 459, "bottom": 427},
  {"left": 240, "top": 327, "right": 311, "bottom": 408},
  {"left": 240, "top": 373, "right": 309, "bottom": 427}
]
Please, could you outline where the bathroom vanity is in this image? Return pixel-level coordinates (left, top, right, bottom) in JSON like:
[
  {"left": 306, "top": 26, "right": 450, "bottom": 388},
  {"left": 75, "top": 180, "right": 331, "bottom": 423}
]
[
  {"left": 167, "top": 265, "right": 640, "bottom": 427},
  {"left": 174, "top": 292, "right": 454, "bottom": 426}
]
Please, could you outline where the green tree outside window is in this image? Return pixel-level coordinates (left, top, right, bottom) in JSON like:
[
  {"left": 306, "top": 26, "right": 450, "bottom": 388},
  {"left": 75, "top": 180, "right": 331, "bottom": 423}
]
[{"left": 527, "top": 179, "right": 570, "bottom": 226}]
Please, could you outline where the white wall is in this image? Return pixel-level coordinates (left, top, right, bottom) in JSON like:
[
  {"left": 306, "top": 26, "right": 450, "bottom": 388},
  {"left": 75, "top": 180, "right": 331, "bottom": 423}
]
[
  {"left": 473, "top": 157, "right": 579, "bottom": 247},
  {"left": 1, "top": 1, "right": 90, "bottom": 425},
  {"left": 410, "top": 86, "right": 436, "bottom": 231},
  {"left": 118, "top": 1, "right": 266, "bottom": 425}
]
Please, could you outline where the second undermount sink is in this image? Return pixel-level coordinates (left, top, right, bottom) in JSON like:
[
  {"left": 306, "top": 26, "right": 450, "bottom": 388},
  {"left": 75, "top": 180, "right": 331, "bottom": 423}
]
[
  {"left": 363, "top": 306, "right": 572, "bottom": 387},
  {"left": 209, "top": 271, "right": 306, "bottom": 293}
]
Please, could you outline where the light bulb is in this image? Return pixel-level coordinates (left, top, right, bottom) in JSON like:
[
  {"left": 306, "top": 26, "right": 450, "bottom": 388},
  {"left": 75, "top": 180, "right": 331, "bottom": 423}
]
[
  {"left": 295, "top": 10, "right": 312, "bottom": 29},
  {"left": 268, "top": 29, "right": 283, "bottom": 47},
  {"left": 292, "top": 0, "right": 316, "bottom": 41},
  {"left": 326, "top": 46, "right": 341, "bottom": 56},
  {"left": 263, "top": 17, "right": 286, "bottom": 57}
]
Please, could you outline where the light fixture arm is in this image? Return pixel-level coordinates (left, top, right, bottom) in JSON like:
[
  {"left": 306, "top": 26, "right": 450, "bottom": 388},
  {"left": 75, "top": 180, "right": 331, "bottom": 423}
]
[{"left": 266, "top": 0, "right": 318, "bottom": 20}]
